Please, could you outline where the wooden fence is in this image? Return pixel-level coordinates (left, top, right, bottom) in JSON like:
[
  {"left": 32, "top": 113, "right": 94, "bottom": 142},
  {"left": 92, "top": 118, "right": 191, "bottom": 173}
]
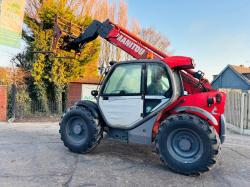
[{"left": 221, "top": 89, "right": 250, "bottom": 135}]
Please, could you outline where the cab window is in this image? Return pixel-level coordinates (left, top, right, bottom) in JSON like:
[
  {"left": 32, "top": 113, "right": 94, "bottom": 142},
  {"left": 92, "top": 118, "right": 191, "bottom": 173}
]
[
  {"left": 146, "top": 64, "right": 171, "bottom": 97},
  {"left": 103, "top": 64, "right": 142, "bottom": 95}
]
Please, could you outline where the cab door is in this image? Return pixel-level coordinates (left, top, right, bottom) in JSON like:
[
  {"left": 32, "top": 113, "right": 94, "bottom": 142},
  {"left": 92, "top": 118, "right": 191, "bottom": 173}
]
[
  {"left": 144, "top": 63, "right": 172, "bottom": 115},
  {"left": 98, "top": 63, "right": 144, "bottom": 128}
]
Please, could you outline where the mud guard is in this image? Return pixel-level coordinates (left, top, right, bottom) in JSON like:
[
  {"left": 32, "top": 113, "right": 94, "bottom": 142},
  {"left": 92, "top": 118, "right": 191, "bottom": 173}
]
[
  {"left": 174, "top": 106, "right": 218, "bottom": 126},
  {"left": 173, "top": 106, "right": 226, "bottom": 143},
  {"left": 75, "top": 100, "right": 100, "bottom": 119}
]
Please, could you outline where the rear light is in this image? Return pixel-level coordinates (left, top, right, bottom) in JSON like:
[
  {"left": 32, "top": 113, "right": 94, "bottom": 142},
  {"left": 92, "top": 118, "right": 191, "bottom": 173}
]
[{"left": 215, "top": 93, "right": 222, "bottom": 103}]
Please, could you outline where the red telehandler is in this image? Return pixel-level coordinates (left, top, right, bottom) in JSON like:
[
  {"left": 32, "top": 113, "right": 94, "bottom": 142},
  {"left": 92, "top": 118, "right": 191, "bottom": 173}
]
[{"left": 56, "top": 18, "right": 226, "bottom": 175}]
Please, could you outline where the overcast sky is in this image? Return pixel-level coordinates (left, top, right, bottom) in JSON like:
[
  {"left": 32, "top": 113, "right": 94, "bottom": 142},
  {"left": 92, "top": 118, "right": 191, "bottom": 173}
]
[{"left": 0, "top": 0, "right": 250, "bottom": 81}]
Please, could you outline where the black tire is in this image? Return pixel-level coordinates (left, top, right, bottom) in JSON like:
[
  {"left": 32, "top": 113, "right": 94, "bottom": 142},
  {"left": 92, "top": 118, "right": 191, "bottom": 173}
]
[
  {"left": 59, "top": 106, "right": 102, "bottom": 153},
  {"left": 155, "top": 114, "right": 221, "bottom": 175}
]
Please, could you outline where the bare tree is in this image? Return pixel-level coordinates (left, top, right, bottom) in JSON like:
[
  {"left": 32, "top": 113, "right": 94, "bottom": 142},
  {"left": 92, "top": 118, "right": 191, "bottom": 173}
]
[
  {"left": 140, "top": 27, "right": 170, "bottom": 53},
  {"left": 123, "top": 18, "right": 141, "bottom": 60},
  {"left": 25, "top": 0, "right": 41, "bottom": 20},
  {"left": 115, "top": 0, "right": 128, "bottom": 61}
]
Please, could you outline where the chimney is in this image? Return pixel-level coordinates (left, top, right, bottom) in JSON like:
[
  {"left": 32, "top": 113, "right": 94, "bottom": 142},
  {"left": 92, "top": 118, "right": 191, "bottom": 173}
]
[{"left": 213, "top": 75, "right": 218, "bottom": 80}]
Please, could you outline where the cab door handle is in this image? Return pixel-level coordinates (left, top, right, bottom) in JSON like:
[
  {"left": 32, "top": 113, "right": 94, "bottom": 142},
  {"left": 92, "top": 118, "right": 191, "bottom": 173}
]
[{"left": 102, "top": 96, "right": 109, "bottom": 100}]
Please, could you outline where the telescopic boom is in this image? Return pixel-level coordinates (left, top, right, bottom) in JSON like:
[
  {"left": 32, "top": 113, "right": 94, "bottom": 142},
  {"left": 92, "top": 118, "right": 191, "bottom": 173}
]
[{"left": 58, "top": 19, "right": 212, "bottom": 93}]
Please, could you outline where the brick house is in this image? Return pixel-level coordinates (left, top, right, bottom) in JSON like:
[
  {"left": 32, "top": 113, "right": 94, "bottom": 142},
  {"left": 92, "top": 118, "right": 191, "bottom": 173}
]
[
  {"left": 67, "top": 77, "right": 100, "bottom": 107},
  {"left": 67, "top": 59, "right": 102, "bottom": 107}
]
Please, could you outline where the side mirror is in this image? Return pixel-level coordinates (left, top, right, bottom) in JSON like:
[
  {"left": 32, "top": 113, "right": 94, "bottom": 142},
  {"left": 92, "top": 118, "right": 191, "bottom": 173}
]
[{"left": 91, "top": 90, "right": 98, "bottom": 97}]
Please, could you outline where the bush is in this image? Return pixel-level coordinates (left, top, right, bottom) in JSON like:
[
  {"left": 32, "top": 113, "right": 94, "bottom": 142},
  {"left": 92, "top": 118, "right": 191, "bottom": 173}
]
[{"left": 15, "top": 89, "right": 32, "bottom": 119}]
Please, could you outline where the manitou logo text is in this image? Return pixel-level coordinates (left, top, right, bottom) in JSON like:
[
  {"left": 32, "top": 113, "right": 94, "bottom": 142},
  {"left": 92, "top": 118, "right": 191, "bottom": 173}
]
[{"left": 117, "top": 34, "right": 146, "bottom": 56}]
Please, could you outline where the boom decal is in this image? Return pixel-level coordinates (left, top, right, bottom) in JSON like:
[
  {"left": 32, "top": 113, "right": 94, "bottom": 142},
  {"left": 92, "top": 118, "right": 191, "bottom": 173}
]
[{"left": 116, "top": 34, "right": 146, "bottom": 56}]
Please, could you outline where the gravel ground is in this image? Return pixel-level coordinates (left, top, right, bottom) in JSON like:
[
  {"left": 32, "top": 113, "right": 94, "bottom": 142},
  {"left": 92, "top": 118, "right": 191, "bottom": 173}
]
[{"left": 0, "top": 122, "right": 250, "bottom": 187}]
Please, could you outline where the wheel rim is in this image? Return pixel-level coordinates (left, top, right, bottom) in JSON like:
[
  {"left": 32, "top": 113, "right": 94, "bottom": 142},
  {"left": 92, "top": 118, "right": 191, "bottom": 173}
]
[
  {"left": 66, "top": 116, "right": 88, "bottom": 144},
  {"left": 167, "top": 128, "right": 203, "bottom": 163}
]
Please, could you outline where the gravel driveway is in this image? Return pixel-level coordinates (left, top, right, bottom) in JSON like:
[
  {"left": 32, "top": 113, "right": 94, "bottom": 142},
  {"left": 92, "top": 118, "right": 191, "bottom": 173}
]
[{"left": 0, "top": 122, "right": 250, "bottom": 187}]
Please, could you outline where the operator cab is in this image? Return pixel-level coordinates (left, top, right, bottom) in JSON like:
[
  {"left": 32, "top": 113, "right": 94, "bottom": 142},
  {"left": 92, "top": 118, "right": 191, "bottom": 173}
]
[{"left": 98, "top": 60, "right": 180, "bottom": 129}]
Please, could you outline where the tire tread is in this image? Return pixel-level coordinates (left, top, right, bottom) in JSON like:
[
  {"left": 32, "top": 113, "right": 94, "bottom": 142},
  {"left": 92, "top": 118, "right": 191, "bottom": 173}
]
[{"left": 59, "top": 106, "right": 102, "bottom": 153}]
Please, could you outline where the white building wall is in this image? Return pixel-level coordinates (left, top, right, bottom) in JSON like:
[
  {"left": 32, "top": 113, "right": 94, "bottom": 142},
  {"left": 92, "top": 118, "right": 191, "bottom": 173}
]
[{"left": 81, "top": 84, "right": 98, "bottom": 102}]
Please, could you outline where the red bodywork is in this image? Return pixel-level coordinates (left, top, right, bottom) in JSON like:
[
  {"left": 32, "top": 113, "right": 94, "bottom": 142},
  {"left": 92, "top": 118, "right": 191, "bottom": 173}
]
[
  {"left": 153, "top": 91, "right": 226, "bottom": 138},
  {"left": 105, "top": 20, "right": 226, "bottom": 135}
]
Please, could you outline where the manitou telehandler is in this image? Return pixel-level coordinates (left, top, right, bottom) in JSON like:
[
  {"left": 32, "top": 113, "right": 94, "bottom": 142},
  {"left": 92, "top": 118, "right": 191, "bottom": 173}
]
[{"left": 56, "top": 18, "right": 226, "bottom": 175}]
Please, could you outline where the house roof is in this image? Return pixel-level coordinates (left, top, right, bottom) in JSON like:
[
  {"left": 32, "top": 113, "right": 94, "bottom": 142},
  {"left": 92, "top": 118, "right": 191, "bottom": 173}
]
[
  {"left": 230, "top": 65, "right": 250, "bottom": 74},
  {"left": 211, "top": 64, "right": 250, "bottom": 86},
  {"left": 70, "top": 77, "right": 101, "bottom": 84}
]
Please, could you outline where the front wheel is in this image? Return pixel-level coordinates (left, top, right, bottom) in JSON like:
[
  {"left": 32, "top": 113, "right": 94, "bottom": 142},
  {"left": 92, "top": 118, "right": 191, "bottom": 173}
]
[
  {"left": 155, "top": 114, "right": 221, "bottom": 175},
  {"left": 59, "top": 106, "right": 102, "bottom": 153}
]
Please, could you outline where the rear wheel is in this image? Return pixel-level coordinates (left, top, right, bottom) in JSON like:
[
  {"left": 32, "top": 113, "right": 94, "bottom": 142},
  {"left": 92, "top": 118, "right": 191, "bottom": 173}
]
[
  {"left": 59, "top": 106, "right": 102, "bottom": 153},
  {"left": 155, "top": 114, "right": 221, "bottom": 175}
]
